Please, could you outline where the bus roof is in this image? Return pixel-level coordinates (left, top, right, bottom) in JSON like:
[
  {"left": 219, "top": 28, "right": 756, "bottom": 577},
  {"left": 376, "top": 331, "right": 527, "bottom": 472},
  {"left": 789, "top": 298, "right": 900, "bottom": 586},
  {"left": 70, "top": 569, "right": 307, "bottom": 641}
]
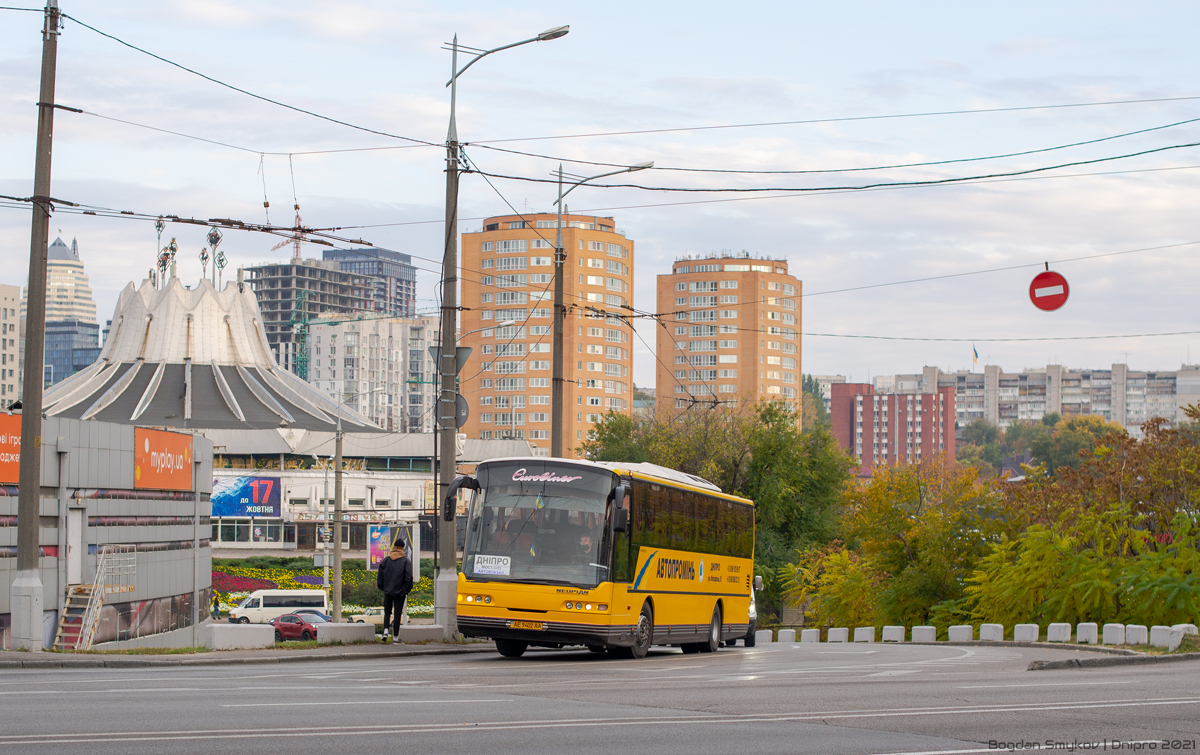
[{"left": 476, "top": 456, "right": 751, "bottom": 502}]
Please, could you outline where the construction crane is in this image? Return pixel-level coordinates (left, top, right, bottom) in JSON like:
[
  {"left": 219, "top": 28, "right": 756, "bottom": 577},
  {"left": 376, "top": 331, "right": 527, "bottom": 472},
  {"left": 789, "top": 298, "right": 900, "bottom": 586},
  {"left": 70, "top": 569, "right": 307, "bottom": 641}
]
[{"left": 287, "top": 289, "right": 310, "bottom": 380}]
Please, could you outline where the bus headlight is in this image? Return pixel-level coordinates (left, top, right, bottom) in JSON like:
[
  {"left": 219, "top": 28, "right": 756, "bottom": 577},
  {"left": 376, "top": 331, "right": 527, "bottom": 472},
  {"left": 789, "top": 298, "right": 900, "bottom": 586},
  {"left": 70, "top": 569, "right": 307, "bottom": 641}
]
[{"left": 585, "top": 604, "right": 593, "bottom": 610}]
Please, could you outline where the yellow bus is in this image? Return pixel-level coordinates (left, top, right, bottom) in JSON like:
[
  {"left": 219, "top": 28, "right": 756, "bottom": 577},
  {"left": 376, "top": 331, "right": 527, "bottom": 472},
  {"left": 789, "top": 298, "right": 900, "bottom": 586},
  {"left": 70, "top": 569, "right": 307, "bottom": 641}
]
[{"left": 449, "top": 457, "right": 760, "bottom": 659}]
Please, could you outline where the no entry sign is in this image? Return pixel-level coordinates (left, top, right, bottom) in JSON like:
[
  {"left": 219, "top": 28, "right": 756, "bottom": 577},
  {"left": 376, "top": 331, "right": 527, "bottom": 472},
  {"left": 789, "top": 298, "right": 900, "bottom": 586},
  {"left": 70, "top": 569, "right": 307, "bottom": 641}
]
[{"left": 1029, "top": 270, "right": 1069, "bottom": 311}]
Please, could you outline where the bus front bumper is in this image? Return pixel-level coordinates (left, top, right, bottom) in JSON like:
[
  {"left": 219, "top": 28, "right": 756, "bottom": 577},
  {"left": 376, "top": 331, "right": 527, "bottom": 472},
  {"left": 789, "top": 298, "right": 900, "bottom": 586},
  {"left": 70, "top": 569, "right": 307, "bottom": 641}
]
[{"left": 458, "top": 614, "right": 636, "bottom": 648}]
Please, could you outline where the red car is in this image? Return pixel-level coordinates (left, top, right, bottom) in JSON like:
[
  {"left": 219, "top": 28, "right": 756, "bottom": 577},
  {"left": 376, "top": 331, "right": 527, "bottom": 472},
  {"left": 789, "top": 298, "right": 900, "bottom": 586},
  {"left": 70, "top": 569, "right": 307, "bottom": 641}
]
[{"left": 270, "top": 613, "right": 326, "bottom": 642}]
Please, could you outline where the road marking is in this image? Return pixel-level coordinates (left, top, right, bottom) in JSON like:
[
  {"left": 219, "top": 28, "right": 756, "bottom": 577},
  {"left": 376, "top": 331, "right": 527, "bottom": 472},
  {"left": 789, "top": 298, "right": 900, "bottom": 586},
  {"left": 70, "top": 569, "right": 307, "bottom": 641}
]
[
  {"left": 3, "top": 700, "right": 1197, "bottom": 744},
  {"left": 221, "top": 699, "right": 509, "bottom": 707},
  {"left": 867, "top": 670, "right": 922, "bottom": 677},
  {"left": 958, "top": 680, "right": 1137, "bottom": 689}
]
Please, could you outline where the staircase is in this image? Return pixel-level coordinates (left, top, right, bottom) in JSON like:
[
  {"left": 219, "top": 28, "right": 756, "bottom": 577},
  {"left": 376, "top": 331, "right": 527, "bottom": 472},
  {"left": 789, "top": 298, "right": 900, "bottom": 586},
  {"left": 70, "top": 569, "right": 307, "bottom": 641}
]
[{"left": 53, "top": 546, "right": 137, "bottom": 652}]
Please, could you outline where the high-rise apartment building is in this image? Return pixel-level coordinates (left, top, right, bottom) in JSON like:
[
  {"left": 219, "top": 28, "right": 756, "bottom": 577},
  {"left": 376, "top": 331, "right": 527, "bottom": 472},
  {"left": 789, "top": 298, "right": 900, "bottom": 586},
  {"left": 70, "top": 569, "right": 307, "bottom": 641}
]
[
  {"left": 20, "top": 237, "right": 100, "bottom": 386},
  {"left": 830, "top": 383, "right": 956, "bottom": 475},
  {"left": 655, "top": 254, "right": 801, "bottom": 410},
  {"left": 873, "top": 363, "right": 1200, "bottom": 438},
  {"left": 308, "top": 315, "right": 439, "bottom": 433},
  {"left": 322, "top": 248, "right": 418, "bottom": 318},
  {"left": 0, "top": 284, "right": 20, "bottom": 404},
  {"left": 458, "top": 213, "right": 635, "bottom": 457},
  {"left": 244, "top": 259, "right": 373, "bottom": 373}
]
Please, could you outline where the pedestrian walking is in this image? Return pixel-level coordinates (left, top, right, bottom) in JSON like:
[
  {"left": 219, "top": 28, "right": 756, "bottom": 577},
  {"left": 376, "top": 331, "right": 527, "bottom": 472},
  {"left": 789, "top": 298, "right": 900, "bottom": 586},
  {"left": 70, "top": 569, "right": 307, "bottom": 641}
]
[
  {"left": 212, "top": 592, "right": 221, "bottom": 621},
  {"left": 376, "top": 537, "right": 414, "bottom": 643}
]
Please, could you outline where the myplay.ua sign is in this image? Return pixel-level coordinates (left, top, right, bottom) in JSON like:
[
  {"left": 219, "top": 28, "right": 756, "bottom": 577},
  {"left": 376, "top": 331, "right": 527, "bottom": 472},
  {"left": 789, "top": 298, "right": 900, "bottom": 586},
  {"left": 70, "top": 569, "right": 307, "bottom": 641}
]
[{"left": 135, "top": 427, "right": 193, "bottom": 491}]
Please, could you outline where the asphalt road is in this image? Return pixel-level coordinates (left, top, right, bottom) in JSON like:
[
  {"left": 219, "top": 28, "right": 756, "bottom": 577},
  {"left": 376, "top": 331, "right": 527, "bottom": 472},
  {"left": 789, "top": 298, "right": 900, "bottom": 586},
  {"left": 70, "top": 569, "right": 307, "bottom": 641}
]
[{"left": 2, "top": 642, "right": 1198, "bottom": 754}]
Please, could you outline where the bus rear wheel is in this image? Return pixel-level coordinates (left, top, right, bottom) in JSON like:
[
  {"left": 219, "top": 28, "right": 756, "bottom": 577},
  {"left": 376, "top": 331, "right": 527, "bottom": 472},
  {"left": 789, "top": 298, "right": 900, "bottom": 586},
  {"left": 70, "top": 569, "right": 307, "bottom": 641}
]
[
  {"left": 496, "top": 639, "right": 528, "bottom": 658},
  {"left": 699, "top": 606, "right": 721, "bottom": 653}
]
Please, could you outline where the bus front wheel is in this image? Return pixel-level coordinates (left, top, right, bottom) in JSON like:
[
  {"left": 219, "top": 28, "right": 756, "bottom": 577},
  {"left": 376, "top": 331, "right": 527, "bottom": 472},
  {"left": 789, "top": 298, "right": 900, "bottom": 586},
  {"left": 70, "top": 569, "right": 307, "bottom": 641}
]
[
  {"left": 699, "top": 606, "right": 721, "bottom": 653},
  {"left": 496, "top": 639, "right": 528, "bottom": 658},
  {"left": 618, "top": 603, "right": 653, "bottom": 659}
]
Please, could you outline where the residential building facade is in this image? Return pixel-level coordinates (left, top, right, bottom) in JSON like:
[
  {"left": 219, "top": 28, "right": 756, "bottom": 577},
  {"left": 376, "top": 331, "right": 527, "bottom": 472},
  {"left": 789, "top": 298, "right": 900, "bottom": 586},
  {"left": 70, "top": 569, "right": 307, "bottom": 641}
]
[
  {"left": 0, "top": 285, "right": 19, "bottom": 403},
  {"left": 322, "top": 248, "right": 418, "bottom": 318},
  {"left": 308, "top": 315, "right": 439, "bottom": 433},
  {"left": 830, "top": 383, "right": 956, "bottom": 475},
  {"left": 244, "top": 259, "right": 373, "bottom": 373},
  {"left": 874, "top": 364, "right": 1200, "bottom": 438},
  {"left": 655, "top": 254, "right": 801, "bottom": 411},
  {"left": 458, "top": 213, "right": 635, "bottom": 457}
]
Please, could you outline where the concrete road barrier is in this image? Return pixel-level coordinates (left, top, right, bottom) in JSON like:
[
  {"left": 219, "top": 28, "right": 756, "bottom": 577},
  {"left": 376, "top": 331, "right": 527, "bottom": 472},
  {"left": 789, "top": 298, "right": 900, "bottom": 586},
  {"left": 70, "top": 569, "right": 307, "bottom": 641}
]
[
  {"left": 828, "top": 628, "right": 849, "bottom": 643},
  {"left": 980, "top": 623, "right": 1003, "bottom": 642},
  {"left": 755, "top": 629, "right": 774, "bottom": 645},
  {"left": 206, "top": 623, "right": 274, "bottom": 650},
  {"left": 1047, "top": 623, "right": 1071, "bottom": 642},
  {"left": 948, "top": 625, "right": 973, "bottom": 642},
  {"left": 1102, "top": 623, "right": 1125, "bottom": 646},
  {"left": 853, "top": 627, "right": 875, "bottom": 643},
  {"left": 394, "top": 625, "right": 447, "bottom": 643},
  {"left": 319, "top": 623, "right": 376, "bottom": 645},
  {"left": 1014, "top": 624, "right": 1039, "bottom": 642},
  {"left": 777, "top": 629, "right": 796, "bottom": 643},
  {"left": 1076, "top": 623, "right": 1098, "bottom": 644},
  {"left": 1172, "top": 623, "right": 1198, "bottom": 636},
  {"left": 1150, "top": 625, "right": 1173, "bottom": 647},
  {"left": 1168, "top": 627, "right": 1185, "bottom": 651},
  {"left": 1125, "top": 625, "right": 1148, "bottom": 645},
  {"left": 800, "top": 629, "right": 820, "bottom": 642},
  {"left": 882, "top": 626, "right": 905, "bottom": 643},
  {"left": 911, "top": 626, "right": 936, "bottom": 642}
]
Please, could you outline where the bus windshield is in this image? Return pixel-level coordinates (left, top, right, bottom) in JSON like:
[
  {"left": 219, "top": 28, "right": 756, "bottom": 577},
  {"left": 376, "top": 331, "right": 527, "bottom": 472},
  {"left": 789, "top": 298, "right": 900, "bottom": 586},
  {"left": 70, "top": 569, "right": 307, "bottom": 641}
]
[{"left": 464, "top": 461, "right": 617, "bottom": 588}]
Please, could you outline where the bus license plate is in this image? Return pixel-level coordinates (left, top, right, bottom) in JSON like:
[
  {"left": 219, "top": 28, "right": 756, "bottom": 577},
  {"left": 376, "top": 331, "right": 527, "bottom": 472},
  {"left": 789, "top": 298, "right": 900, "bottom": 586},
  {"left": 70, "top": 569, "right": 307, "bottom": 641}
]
[{"left": 509, "top": 620, "right": 544, "bottom": 631}]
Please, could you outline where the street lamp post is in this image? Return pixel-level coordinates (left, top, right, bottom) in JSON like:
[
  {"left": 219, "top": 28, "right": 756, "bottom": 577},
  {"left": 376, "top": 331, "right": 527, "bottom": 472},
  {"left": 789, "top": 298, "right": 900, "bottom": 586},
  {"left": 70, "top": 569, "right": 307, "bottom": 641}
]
[
  {"left": 550, "top": 161, "right": 652, "bottom": 458},
  {"left": 436, "top": 26, "right": 568, "bottom": 640}
]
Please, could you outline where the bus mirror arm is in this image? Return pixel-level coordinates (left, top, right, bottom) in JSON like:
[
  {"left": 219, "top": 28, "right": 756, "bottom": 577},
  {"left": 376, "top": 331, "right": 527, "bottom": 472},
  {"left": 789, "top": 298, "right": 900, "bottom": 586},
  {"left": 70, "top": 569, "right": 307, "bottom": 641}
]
[
  {"left": 754, "top": 575, "right": 764, "bottom": 592},
  {"left": 444, "top": 475, "right": 479, "bottom": 522}
]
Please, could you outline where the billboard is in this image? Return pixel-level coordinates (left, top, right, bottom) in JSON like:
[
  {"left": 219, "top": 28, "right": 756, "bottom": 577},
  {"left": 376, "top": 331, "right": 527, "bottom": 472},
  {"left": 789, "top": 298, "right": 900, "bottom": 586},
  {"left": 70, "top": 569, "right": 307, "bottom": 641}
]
[
  {"left": 369, "top": 524, "right": 417, "bottom": 572},
  {"left": 134, "top": 427, "right": 193, "bottom": 491},
  {"left": 211, "top": 476, "right": 281, "bottom": 518},
  {"left": 0, "top": 412, "right": 19, "bottom": 485}
]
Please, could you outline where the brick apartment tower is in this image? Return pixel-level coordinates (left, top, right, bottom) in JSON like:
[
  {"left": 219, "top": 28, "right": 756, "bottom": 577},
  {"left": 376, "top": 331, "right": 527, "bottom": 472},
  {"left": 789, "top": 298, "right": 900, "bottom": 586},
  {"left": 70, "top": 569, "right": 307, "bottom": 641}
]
[
  {"left": 830, "top": 383, "right": 956, "bottom": 476},
  {"left": 459, "top": 214, "right": 635, "bottom": 457},
  {"left": 655, "top": 256, "right": 801, "bottom": 411}
]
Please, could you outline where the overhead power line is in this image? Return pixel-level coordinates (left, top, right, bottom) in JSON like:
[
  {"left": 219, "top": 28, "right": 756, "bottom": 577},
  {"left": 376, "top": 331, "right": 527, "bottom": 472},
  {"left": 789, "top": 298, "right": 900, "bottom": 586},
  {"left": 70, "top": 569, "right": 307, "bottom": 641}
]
[
  {"left": 471, "top": 115, "right": 1200, "bottom": 174},
  {"left": 61, "top": 13, "right": 438, "bottom": 147},
  {"left": 466, "top": 139, "right": 1200, "bottom": 194},
  {"left": 467, "top": 95, "right": 1200, "bottom": 145},
  {"left": 801, "top": 330, "right": 1200, "bottom": 343}
]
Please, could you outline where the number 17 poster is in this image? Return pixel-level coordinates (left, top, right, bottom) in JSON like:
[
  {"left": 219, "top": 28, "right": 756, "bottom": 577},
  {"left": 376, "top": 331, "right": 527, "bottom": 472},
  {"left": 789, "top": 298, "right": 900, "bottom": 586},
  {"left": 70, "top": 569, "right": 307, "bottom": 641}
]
[{"left": 211, "top": 476, "right": 281, "bottom": 517}]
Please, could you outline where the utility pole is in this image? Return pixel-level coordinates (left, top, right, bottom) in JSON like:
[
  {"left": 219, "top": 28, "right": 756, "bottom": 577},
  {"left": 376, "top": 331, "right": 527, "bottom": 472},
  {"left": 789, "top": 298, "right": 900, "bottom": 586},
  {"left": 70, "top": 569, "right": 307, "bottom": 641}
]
[
  {"left": 550, "top": 166, "right": 566, "bottom": 458},
  {"left": 435, "top": 37, "right": 462, "bottom": 640},
  {"left": 12, "top": 0, "right": 60, "bottom": 652},
  {"left": 332, "top": 395, "right": 344, "bottom": 622}
]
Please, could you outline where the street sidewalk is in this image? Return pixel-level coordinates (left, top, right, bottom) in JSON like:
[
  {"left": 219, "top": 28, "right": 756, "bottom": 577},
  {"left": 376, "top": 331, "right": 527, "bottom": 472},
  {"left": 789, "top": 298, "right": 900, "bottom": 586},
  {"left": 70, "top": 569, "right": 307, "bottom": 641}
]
[{"left": 0, "top": 640, "right": 496, "bottom": 669}]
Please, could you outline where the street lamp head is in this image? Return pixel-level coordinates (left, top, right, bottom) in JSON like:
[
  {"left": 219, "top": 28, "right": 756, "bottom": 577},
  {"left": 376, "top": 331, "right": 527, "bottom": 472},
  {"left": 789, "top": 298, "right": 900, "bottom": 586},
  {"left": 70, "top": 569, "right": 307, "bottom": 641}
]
[
  {"left": 630, "top": 161, "right": 654, "bottom": 171},
  {"left": 537, "top": 25, "right": 570, "bottom": 41}
]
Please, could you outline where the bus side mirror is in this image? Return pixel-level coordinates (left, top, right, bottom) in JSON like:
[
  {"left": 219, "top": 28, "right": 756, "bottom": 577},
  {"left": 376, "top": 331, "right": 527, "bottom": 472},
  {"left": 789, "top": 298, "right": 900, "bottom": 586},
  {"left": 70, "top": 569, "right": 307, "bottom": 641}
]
[
  {"left": 613, "top": 508, "right": 629, "bottom": 533},
  {"left": 753, "top": 575, "right": 763, "bottom": 591},
  {"left": 443, "top": 475, "right": 479, "bottom": 522}
]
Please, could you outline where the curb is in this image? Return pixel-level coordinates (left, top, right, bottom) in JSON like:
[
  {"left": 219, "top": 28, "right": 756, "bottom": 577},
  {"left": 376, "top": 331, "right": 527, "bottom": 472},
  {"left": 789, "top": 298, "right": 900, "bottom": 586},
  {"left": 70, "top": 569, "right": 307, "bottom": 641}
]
[
  {"left": 0, "top": 644, "right": 496, "bottom": 670},
  {"left": 1028, "top": 651, "right": 1200, "bottom": 671},
  {"left": 906, "top": 640, "right": 1142, "bottom": 656}
]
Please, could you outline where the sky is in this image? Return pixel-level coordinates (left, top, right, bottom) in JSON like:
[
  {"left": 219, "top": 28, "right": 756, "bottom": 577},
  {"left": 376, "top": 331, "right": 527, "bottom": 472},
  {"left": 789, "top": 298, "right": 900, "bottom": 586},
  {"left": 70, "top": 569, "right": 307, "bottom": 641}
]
[{"left": 2, "top": 0, "right": 1199, "bottom": 391}]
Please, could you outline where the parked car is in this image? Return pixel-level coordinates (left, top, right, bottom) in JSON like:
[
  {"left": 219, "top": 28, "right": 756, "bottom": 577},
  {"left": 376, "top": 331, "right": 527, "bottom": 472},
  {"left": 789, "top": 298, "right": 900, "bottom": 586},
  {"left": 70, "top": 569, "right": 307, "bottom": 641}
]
[
  {"left": 293, "top": 608, "right": 333, "bottom": 622},
  {"left": 228, "top": 590, "right": 328, "bottom": 624},
  {"left": 272, "top": 613, "right": 327, "bottom": 642},
  {"left": 350, "top": 607, "right": 385, "bottom": 625}
]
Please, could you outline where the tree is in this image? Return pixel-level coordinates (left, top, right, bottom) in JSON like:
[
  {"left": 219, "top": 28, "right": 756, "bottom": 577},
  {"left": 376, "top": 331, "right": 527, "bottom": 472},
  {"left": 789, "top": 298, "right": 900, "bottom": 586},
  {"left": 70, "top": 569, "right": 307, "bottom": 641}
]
[
  {"left": 579, "top": 412, "right": 649, "bottom": 463},
  {"left": 1027, "top": 414, "right": 1124, "bottom": 473},
  {"left": 802, "top": 374, "right": 829, "bottom": 427}
]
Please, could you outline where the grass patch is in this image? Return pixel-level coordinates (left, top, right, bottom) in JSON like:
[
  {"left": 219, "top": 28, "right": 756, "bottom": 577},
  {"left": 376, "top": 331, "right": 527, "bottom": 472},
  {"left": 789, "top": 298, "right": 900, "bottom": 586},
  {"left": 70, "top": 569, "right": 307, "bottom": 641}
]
[{"left": 1122, "top": 633, "right": 1200, "bottom": 655}]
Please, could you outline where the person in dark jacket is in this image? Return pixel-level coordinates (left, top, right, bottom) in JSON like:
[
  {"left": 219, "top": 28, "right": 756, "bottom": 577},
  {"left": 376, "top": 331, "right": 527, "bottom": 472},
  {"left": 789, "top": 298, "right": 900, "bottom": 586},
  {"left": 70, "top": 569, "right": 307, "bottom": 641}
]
[{"left": 376, "top": 538, "right": 414, "bottom": 643}]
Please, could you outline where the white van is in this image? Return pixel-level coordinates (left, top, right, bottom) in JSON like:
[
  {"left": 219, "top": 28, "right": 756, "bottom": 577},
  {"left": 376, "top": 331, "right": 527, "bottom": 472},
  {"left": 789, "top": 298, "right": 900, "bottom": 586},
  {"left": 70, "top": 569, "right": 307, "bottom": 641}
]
[{"left": 227, "top": 589, "right": 328, "bottom": 624}]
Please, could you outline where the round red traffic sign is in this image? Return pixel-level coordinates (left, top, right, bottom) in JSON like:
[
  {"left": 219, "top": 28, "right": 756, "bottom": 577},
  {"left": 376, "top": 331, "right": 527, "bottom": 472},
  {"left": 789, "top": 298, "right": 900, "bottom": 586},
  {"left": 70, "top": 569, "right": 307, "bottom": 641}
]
[{"left": 1029, "top": 270, "right": 1069, "bottom": 311}]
